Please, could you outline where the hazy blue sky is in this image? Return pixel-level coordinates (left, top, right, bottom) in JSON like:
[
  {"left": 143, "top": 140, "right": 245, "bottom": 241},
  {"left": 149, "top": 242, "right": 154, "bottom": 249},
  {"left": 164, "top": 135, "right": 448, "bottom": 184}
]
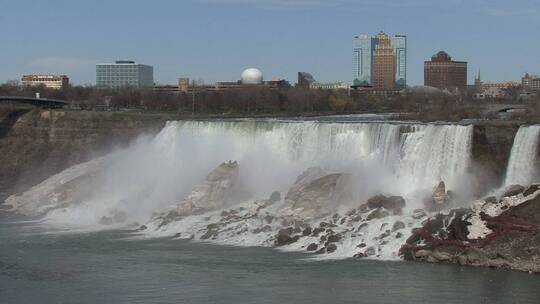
[{"left": 1, "top": 0, "right": 539, "bottom": 86}]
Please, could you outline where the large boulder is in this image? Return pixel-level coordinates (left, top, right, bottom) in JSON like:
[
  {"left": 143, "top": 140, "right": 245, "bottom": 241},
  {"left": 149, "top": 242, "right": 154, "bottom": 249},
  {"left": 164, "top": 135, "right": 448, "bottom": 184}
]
[
  {"left": 432, "top": 181, "right": 449, "bottom": 205},
  {"left": 285, "top": 169, "right": 353, "bottom": 218},
  {"left": 285, "top": 167, "right": 327, "bottom": 203},
  {"left": 502, "top": 184, "right": 525, "bottom": 198},
  {"left": 366, "top": 195, "right": 406, "bottom": 215},
  {"left": 160, "top": 161, "right": 240, "bottom": 220}
]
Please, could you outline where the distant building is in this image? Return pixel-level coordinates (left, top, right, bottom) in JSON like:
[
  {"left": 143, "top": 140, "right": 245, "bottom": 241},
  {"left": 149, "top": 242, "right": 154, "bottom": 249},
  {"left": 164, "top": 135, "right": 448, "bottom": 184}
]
[
  {"left": 298, "top": 72, "right": 315, "bottom": 88},
  {"left": 473, "top": 88, "right": 506, "bottom": 100},
  {"left": 21, "top": 75, "right": 69, "bottom": 90},
  {"left": 310, "top": 81, "right": 349, "bottom": 90},
  {"left": 473, "top": 71, "right": 519, "bottom": 91},
  {"left": 424, "top": 51, "right": 467, "bottom": 92},
  {"left": 178, "top": 78, "right": 190, "bottom": 92},
  {"left": 96, "top": 60, "right": 153, "bottom": 89},
  {"left": 522, "top": 73, "right": 540, "bottom": 91},
  {"left": 353, "top": 32, "right": 407, "bottom": 90}
]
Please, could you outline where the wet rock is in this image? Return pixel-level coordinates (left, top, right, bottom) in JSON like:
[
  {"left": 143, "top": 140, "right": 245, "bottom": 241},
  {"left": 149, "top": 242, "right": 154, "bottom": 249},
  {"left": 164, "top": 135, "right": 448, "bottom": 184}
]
[
  {"left": 357, "top": 243, "right": 367, "bottom": 248},
  {"left": 264, "top": 214, "right": 274, "bottom": 224},
  {"left": 366, "top": 195, "right": 387, "bottom": 210},
  {"left": 275, "top": 233, "right": 299, "bottom": 246},
  {"left": 200, "top": 229, "right": 217, "bottom": 240},
  {"left": 392, "top": 221, "right": 405, "bottom": 231},
  {"left": 432, "top": 250, "right": 452, "bottom": 261},
  {"left": 365, "top": 247, "right": 376, "bottom": 256},
  {"left": 396, "top": 232, "right": 403, "bottom": 239},
  {"left": 366, "top": 208, "right": 389, "bottom": 221},
  {"left": 383, "top": 196, "right": 406, "bottom": 215},
  {"left": 311, "top": 227, "right": 325, "bottom": 237},
  {"left": 366, "top": 194, "right": 405, "bottom": 215},
  {"left": 269, "top": 191, "right": 281, "bottom": 203},
  {"left": 326, "top": 243, "right": 337, "bottom": 253},
  {"left": 358, "top": 223, "right": 369, "bottom": 230},
  {"left": 285, "top": 168, "right": 353, "bottom": 218},
  {"left": 307, "top": 243, "right": 318, "bottom": 251},
  {"left": 319, "top": 222, "right": 337, "bottom": 228},
  {"left": 484, "top": 196, "right": 498, "bottom": 204},
  {"left": 503, "top": 184, "right": 525, "bottom": 198},
  {"left": 302, "top": 226, "right": 312, "bottom": 236},
  {"left": 159, "top": 161, "right": 240, "bottom": 220},
  {"left": 279, "top": 227, "right": 294, "bottom": 236},
  {"left": 432, "top": 181, "right": 449, "bottom": 206},
  {"left": 99, "top": 216, "right": 113, "bottom": 225},
  {"left": 415, "top": 249, "right": 432, "bottom": 258},
  {"left": 354, "top": 252, "right": 368, "bottom": 258},
  {"left": 378, "top": 230, "right": 391, "bottom": 239},
  {"left": 412, "top": 209, "right": 427, "bottom": 219},
  {"left": 326, "top": 234, "right": 342, "bottom": 243},
  {"left": 523, "top": 184, "right": 540, "bottom": 197}
]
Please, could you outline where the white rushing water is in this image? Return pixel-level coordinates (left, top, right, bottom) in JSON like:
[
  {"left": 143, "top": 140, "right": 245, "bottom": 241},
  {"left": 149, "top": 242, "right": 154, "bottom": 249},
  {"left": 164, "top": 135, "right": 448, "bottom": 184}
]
[
  {"left": 505, "top": 125, "right": 540, "bottom": 186},
  {"left": 9, "top": 120, "right": 475, "bottom": 226},
  {"left": 7, "top": 120, "right": 476, "bottom": 258}
]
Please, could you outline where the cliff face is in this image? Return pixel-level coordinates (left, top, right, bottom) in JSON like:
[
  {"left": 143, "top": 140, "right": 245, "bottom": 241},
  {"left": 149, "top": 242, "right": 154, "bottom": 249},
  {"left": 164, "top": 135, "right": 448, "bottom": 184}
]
[
  {"left": 0, "top": 111, "right": 525, "bottom": 204},
  {"left": 0, "top": 109, "right": 174, "bottom": 201},
  {"left": 471, "top": 124, "right": 519, "bottom": 195}
]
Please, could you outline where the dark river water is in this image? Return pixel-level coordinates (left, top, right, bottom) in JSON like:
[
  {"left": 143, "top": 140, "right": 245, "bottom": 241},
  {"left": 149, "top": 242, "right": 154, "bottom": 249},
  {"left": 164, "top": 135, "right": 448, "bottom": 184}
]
[{"left": 1, "top": 221, "right": 539, "bottom": 304}]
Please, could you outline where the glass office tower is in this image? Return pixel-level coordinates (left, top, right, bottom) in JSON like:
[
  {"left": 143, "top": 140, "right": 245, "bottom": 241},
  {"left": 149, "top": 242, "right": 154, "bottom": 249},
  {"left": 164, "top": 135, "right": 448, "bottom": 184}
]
[
  {"left": 96, "top": 61, "right": 154, "bottom": 89},
  {"left": 391, "top": 35, "right": 407, "bottom": 89},
  {"left": 353, "top": 34, "right": 375, "bottom": 86},
  {"left": 353, "top": 33, "right": 407, "bottom": 89}
]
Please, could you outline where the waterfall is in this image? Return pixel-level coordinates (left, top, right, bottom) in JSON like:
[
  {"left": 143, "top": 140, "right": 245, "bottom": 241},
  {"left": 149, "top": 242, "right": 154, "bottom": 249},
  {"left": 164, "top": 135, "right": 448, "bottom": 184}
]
[
  {"left": 10, "top": 120, "right": 475, "bottom": 228},
  {"left": 505, "top": 125, "right": 540, "bottom": 186},
  {"left": 399, "top": 124, "right": 473, "bottom": 192}
]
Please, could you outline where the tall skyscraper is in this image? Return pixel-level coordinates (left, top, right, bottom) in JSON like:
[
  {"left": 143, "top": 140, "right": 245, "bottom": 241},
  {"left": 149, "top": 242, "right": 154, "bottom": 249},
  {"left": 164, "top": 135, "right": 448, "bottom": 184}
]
[
  {"left": 353, "top": 32, "right": 407, "bottom": 90},
  {"left": 373, "top": 32, "right": 396, "bottom": 90},
  {"left": 424, "top": 51, "right": 467, "bottom": 91},
  {"left": 96, "top": 60, "right": 154, "bottom": 89}
]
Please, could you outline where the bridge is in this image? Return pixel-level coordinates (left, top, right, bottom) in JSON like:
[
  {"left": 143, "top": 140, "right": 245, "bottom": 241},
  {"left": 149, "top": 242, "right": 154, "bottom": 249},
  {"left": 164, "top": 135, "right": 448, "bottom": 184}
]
[{"left": 0, "top": 96, "right": 67, "bottom": 109}]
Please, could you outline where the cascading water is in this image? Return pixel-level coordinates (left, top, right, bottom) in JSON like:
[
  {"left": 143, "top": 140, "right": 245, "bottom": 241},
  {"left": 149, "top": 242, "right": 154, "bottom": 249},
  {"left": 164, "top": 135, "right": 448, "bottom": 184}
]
[
  {"left": 505, "top": 125, "right": 540, "bottom": 186},
  {"left": 7, "top": 120, "right": 475, "bottom": 243}
]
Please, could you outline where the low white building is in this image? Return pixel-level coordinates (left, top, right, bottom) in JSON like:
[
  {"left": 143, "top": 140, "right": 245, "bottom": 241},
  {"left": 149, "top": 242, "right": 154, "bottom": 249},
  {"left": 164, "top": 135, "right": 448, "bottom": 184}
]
[
  {"left": 473, "top": 87, "right": 506, "bottom": 100},
  {"left": 21, "top": 75, "right": 69, "bottom": 90},
  {"left": 310, "top": 81, "right": 349, "bottom": 90}
]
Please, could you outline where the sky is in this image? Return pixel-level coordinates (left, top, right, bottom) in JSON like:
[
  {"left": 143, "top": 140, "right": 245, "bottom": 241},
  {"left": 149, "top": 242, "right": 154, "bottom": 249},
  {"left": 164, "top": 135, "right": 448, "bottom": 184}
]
[{"left": 1, "top": 0, "right": 539, "bottom": 86}]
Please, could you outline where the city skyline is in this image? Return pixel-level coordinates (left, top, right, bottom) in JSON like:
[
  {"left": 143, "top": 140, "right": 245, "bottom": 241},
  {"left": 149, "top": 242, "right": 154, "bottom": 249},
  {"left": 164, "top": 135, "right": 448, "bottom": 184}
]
[{"left": 1, "top": 0, "right": 539, "bottom": 86}]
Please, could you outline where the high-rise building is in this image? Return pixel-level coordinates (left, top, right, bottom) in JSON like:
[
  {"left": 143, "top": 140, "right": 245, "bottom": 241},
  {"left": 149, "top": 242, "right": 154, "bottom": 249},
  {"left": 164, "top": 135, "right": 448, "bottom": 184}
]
[
  {"left": 21, "top": 75, "right": 69, "bottom": 90},
  {"left": 353, "top": 32, "right": 407, "bottom": 89},
  {"left": 522, "top": 73, "right": 540, "bottom": 91},
  {"left": 373, "top": 32, "right": 396, "bottom": 90},
  {"left": 297, "top": 72, "right": 315, "bottom": 88},
  {"left": 96, "top": 60, "right": 153, "bottom": 89},
  {"left": 424, "top": 51, "right": 467, "bottom": 91}
]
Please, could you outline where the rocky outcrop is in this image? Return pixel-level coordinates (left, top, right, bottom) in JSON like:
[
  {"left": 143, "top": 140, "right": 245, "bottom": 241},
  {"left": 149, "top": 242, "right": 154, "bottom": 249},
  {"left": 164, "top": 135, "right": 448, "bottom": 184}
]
[
  {"left": 284, "top": 168, "right": 353, "bottom": 218},
  {"left": 3, "top": 157, "right": 107, "bottom": 216},
  {"left": 401, "top": 185, "right": 540, "bottom": 273},
  {"left": 158, "top": 161, "right": 240, "bottom": 222}
]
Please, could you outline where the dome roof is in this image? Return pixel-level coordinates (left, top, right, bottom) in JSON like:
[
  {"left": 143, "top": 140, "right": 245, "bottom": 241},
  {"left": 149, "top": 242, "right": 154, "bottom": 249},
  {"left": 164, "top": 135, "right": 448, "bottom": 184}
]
[{"left": 241, "top": 68, "right": 263, "bottom": 85}]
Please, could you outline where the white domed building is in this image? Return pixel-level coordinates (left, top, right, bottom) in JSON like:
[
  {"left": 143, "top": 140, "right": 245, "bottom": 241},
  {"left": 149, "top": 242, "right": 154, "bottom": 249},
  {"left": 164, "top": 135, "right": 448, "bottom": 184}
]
[{"left": 241, "top": 68, "right": 263, "bottom": 85}]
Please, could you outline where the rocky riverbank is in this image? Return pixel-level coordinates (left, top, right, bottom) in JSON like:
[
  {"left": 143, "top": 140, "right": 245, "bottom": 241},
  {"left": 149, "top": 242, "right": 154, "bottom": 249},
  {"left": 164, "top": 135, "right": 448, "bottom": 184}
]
[{"left": 401, "top": 185, "right": 540, "bottom": 273}]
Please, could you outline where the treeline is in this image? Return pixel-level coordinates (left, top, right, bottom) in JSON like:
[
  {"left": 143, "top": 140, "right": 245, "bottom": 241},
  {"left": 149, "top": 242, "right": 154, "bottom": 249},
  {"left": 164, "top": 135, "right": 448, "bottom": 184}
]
[{"left": 1, "top": 83, "right": 539, "bottom": 122}]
